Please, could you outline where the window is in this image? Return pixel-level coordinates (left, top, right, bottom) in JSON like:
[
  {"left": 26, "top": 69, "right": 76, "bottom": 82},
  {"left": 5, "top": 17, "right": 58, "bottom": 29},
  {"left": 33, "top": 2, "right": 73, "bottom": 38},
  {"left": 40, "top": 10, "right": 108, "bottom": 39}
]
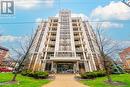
[
  {"left": 52, "top": 28, "right": 57, "bottom": 31},
  {"left": 54, "top": 19, "right": 58, "bottom": 22},
  {"left": 72, "top": 24, "right": 77, "bottom": 26},
  {"left": 72, "top": 19, "right": 77, "bottom": 22},
  {"left": 73, "top": 28, "right": 78, "bottom": 31},
  {"left": 53, "top": 24, "right": 57, "bottom": 26}
]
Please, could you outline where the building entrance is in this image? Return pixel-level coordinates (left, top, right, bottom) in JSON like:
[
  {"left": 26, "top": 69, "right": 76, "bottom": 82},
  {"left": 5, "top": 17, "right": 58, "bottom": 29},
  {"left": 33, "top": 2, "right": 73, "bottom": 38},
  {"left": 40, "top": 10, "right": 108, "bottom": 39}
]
[{"left": 57, "top": 63, "right": 74, "bottom": 73}]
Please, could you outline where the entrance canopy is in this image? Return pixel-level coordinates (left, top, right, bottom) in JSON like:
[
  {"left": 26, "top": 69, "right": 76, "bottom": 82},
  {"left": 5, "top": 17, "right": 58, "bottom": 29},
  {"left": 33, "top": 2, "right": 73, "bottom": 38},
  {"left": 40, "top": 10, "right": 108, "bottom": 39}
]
[{"left": 50, "top": 57, "right": 80, "bottom": 62}]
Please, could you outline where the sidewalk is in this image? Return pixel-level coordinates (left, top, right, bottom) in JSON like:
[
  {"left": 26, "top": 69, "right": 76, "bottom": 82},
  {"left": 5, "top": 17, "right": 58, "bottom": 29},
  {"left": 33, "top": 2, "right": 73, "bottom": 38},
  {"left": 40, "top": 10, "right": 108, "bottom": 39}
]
[{"left": 42, "top": 74, "right": 89, "bottom": 87}]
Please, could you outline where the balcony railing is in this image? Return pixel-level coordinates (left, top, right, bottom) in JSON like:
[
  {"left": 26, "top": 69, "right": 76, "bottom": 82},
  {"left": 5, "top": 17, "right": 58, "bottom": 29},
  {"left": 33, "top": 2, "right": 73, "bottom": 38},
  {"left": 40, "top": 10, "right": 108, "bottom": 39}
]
[
  {"left": 49, "top": 41, "right": 55, "bottom": 45},
  {"left": 49, "top": 30, "right": 57, "bottom": 32},
  {"left": 75, "top": 48, "right": 83, "bottom": 51},
  {"left": 75, "top": 41, "right": 81, "bottom": 45},
  {"left": 47, "top": 48, "right": 55, "bottom": 51},
  {"left": 50, "top": 36, "right": 56, "bottom": 39},
  {"left": 74, "top": 36, "right": 80, "bottom": 39}
]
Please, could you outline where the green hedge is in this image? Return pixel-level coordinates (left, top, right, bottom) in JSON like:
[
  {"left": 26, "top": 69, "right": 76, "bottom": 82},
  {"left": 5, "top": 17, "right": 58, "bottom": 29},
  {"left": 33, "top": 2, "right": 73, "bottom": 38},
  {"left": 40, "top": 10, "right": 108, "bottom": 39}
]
[
  {"left": 21, "top": 70, "right": 32, "bottom": 76},
  {"left": 33, "top": 71, "right": 49, "bottom": 79},
  {"left": 125, "top": 69, "right": 130, "bottom": 73},
  {"left": 21, "top": 70, "right": 49, "bottom": 79},
  {"left": 80, "top": 70, "right": 106, "bottom": 79}
]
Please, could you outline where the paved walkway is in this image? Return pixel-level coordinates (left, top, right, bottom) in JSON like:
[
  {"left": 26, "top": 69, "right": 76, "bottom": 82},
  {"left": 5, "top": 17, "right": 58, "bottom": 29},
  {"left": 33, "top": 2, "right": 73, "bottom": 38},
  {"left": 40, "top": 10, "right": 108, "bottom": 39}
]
[{"left": 42, "top": 74, "right": 89, "bottom": 87}]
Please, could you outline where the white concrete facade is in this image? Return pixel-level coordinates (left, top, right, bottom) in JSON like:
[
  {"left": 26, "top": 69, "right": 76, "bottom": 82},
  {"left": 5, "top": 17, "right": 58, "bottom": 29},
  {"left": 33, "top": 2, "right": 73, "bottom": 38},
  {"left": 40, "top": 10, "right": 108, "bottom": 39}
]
[{"left": 27, "top": 10, "right": 102, "bottom": 73}]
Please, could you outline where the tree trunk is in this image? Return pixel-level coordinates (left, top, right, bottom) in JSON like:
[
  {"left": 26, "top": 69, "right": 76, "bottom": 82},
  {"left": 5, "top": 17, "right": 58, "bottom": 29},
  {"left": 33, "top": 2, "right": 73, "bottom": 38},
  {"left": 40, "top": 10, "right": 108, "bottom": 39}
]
[
  {"left": 12, "top": 73, "right": 17, "bottom": 81},
  {"left": 106, "top": 71, "right": 112, "bottom": 83},
  {"left": 103, "top": 55, "right": 113, "bottom": 83}
]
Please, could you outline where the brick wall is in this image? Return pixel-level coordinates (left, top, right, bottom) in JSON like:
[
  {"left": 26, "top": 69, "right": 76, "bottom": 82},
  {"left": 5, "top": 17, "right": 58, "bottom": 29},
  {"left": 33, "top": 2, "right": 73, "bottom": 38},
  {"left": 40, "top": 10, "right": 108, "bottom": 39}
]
[
  {"left": 119, "top": 47, "right": 130, "bottom": 69},
  {"left": 0, "top": 48, "right": 9, "bottom": 65}
]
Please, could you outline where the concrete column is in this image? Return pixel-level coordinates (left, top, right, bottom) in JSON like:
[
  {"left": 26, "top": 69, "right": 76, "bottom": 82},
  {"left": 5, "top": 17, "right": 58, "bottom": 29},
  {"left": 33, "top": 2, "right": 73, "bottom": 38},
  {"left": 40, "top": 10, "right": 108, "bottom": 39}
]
[
  {"left": 53, "top": 63, "right": 57, "bottom": 73},
  {"left": 38, "top": 59, "right": 41, "bottom": 71},
  {"left": 32, "top": 53, "right": 39, "bottom": 72},
  {"left": 84, "top": 61, "right": 88, "bottom": 72},
  {"left": 51, "top": 61, "right": 54, "bottom": 71},
  {"left": 42, "top": 60, "right": 46, "bottom": 71},
  {"left": 91, "top": 54, "right": 97, "bottom": 71},
  {"left": 76, "top": 61, "right": 79, "bottom": 72},
  {"left": 28, "top": 54, "right": 34, "bottom": 69},
  {"left": 73, "top": 63, "right": 76, "bottom": 73},
  {"left": 88, "top": 60, "right": 92, "bottom": 72}
]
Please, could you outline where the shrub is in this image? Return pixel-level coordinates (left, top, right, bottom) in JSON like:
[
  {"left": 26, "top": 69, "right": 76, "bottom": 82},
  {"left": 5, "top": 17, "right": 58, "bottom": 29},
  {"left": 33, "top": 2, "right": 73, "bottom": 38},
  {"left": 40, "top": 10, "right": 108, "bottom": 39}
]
[
  {"left": 33, "top": 71, "right": 49, "bottom": 79},
  {"left": 125, "top": 69, "right": 130, "bottom": 73},
  {"left": 21, "top": 70, "right": 32, "bottom": 76},
  {"left": 80, "top": 70, "right": 106, "bottom": 79},
  {"left": 21, "top": 70, "right": 27, "bottom": 76},
  {"left": 21, "top": 70, "right": 49, "bottom": 79}
]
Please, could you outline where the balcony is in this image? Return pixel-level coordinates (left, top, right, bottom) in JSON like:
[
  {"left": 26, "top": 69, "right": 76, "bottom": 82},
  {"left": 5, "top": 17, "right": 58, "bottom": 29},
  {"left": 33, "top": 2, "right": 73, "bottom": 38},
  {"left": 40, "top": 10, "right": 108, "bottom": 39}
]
[
  {"left": 59, "top": 41, "right": 71, "bottom": 45},
  {"left": 75, "top": 41, "right": 81, "bottom": 46},
  {"left": 47, "top": 48, "right": 55, "bottom": 52},
  {"left": 50, "top": 36, "right": 56, "bottom": 39},
  {"left": 74, "top": 36, "right": 80, "bottom": 39},
  {"left": 49, "top": 41, "right": 55, "bottom": 45},
  {"left": 48, "top": 26, "right": 57, "bottom": 29},
  {"left": 50, "top": 57, "right": 80, "bottom": 61},
  {"left": 72, "top": 23, "right": 78, "bottom": 26},
  {"left": 72, "top": 26, "right": 81, "bottom": 29},
  {"left": 72, "top": 19, "right": 77, "bottom": 22},
  {"left": 53, "top": 20, "right": 58, "bottom": 22},
  {"left": 73, "top": 30, "right": 82, "bottom": 33},
  {"left": 52, "top": 23, "right": 58, "bottom": 26},
  {"left": 75, "top": 48, "right": 83, "bottom": 51},
  {"left": 49, "top": 30, "right": 57, "bottom": 33},
  {"left": 75, "top": 41, "right": 85, "bottom": 45},
  {"left": 50, "top": 33, "right": 56, "bottom": 36}
]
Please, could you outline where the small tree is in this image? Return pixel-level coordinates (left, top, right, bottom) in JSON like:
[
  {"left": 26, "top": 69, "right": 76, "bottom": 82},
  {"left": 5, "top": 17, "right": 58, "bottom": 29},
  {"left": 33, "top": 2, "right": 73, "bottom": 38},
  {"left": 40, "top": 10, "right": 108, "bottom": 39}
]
[
  {"left": 11, "top": 32, "right": 36, "bottom": 81},
  {"left": 93, "top": 24, "right": 121, "bottom": 83}
]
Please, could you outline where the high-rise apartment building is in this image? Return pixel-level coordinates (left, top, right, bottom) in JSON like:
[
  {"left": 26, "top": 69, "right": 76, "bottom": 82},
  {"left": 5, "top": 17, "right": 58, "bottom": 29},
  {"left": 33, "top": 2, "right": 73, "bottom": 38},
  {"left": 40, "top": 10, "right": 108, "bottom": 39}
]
[{"left": 27, "top": 10, "right": 102, "bottom": 73}]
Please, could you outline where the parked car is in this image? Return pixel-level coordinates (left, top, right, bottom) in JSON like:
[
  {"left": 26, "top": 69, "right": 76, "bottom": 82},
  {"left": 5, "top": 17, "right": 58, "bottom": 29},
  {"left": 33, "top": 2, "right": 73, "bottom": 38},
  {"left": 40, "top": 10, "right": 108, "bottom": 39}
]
[{"left": 0, "top": 68, "right": 12, "bottom": 72}]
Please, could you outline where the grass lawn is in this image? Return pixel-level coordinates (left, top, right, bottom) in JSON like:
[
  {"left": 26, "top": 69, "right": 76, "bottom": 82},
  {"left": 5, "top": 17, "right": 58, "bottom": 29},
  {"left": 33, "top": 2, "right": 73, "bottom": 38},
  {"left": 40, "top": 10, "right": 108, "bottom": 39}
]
[
  {"left": 81, "top": 74, "right": 130, "bottom": 87},
  {"left": 0, "top": 73, "right": 50, "bottom": 87}
]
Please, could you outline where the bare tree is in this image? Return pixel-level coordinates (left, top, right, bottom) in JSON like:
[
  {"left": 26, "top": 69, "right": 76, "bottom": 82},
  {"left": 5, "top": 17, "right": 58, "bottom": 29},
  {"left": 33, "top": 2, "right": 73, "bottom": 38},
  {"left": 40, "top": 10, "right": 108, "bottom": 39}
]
[
  {"left": 93, "top": 23, "right": 121, "bottom": 83},
  {"left": 11, "top": 32, "right": 36, "bottom": 81}
]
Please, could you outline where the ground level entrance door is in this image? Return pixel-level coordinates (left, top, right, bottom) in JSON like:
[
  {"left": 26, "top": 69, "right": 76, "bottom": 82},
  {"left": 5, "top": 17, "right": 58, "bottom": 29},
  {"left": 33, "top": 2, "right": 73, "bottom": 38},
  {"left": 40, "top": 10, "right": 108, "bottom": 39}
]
[{"left": 57, "top": 63, "right": 74, "bottom": 73}]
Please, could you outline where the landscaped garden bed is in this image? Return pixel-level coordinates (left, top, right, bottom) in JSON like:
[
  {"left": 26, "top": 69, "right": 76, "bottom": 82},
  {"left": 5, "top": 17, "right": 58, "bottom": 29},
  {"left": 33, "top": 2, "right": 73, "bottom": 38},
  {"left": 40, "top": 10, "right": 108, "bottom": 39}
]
[
  {"left": 21, "top": 70, "right": 49, "bottom": 79},
  {"left": 80, "top": 70, "right": 106, "bottom": 79}
]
